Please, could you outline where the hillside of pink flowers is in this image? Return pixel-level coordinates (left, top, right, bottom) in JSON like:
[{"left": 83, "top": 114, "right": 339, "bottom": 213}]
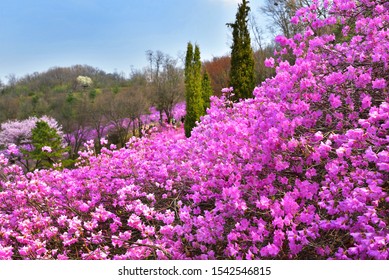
[{"left": 1, "top": 0, "right": 389, "bottom": 259}]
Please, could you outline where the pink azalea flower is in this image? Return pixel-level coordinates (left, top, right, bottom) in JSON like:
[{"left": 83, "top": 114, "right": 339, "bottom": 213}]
[{"left": 41, "top": 146, "right": 52, "bottom": 153}]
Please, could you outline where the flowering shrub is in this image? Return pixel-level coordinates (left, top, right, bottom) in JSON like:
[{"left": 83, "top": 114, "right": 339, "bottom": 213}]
[{"left": 1, "top": 0, "right": 389, "bottom": 259}]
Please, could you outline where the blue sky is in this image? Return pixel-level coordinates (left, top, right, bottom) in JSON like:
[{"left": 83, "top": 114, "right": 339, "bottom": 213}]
[{"left": 0, "top": 0, "right": 267, "bottom": 82}]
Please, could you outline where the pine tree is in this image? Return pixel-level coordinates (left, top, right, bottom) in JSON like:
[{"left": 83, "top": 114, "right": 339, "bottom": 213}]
[
  {"left": 184, "top": 43, "right": 203, "bottom": 137},
  {"left": 22, "top": 121, "right": 69, "bottom": 170},
  {"left": 201, "top": 71, "right": 213, "bottom": 114},
  {"left": 227, "top": 0, "right": 256, "bottom": 101}
]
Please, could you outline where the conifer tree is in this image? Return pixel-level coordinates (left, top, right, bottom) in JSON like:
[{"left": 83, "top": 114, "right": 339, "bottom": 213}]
[
  {"left": 185, "top": 43, "right": 194, "bottom": 87},
  {"left": 201, "top": 71, "right": 213, "bottom": 114},
  {"left": 192, "top": 44, "right": 203, "bottom": 117},
  {"left": 184, "top": 43, "right": 203, "bottom": 137},
  {"left": 185, "top": 42, "right": 194, "bottom": 137},
  {"left": 22, "top": 121, "right": 69, "bottom": 170},
  {"left": 227, "top": 0, "right": 256, "bottom": 100}
]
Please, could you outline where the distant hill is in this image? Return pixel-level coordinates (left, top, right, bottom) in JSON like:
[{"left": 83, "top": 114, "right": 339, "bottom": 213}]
[
  {"left": 2, "top": 65, "right": 128, "bottom": 94},
  {"left": 0, "top": 65, "right": 131, "bottom": 123}
]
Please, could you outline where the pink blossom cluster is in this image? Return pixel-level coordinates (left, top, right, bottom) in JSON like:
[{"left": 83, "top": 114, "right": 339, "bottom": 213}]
[{"left": 1, "top": 0, "right": 389, "bottom": 259}]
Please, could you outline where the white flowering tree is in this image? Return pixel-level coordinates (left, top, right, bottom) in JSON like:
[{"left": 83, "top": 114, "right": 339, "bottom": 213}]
[{"left": 76, "top": 75, "right": 93, "bottom": 88}]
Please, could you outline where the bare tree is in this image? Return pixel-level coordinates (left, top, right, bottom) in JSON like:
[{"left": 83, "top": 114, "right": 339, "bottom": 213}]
[
  {"left": 250, "top": 14, "right": 266, "bottom": 51},
  {"left": 146, "top": 51, "right": 185, "bottom": 124},
  {"left": 6, "top": 74, "right": 18, "bottom": 87},
  {"left": 105, "top": 91, "right": 132, "bottom": 147},
  {"left": 61, "top": 97, "right": 91, "bottom": 159},
  {"left": 260, "top": 0, "right": 310, "bottom": 38},
  {"left": 88, "top": 91, "right": 112, "bottom": 152},
  {"left": 103, "top": 88, "right": 149, "bottom": 147}
]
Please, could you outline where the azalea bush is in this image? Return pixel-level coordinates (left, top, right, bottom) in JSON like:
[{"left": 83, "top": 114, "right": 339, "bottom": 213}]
[{"left": 1, "top": 0, "right": 389, "bottom": 260}]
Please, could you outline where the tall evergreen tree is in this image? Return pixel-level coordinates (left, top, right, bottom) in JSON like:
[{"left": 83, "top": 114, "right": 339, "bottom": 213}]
[
  {"left": 184, "top": 43, "right": 203, "bottom": 138},
  {"left": 192, "top": 44, "right": 203, "bottom": 117},
  {"left": 185, "top": 43, "right": 194, "bottom": 89},
  {"left": 227, "top": 0, "right": 256, "bottom": 101},
  {"left": 185, "top": 42, "right": 194, "bottom": 137},
  {"left": 201, "top": 71, "right": 213, "bottom": 114}
]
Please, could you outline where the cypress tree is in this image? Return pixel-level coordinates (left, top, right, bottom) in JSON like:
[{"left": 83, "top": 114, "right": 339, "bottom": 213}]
[
  {"left": 185, "top": 43, "right": 193, "bottom": 90},
  {"left": 184, "top": 42, "right": 194, "bottom": 137},
  {"left": 227, "top": 0, "right": 256, "bottom": 101},
  {"left": 201, "top": 71, "right": 213, "bottom": 114},
  {"left": 184, "top": 43, "right": 203, "bottom": 137},
  {"left": 192, "top": 44, "right": 203, "bottom": 118}
]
